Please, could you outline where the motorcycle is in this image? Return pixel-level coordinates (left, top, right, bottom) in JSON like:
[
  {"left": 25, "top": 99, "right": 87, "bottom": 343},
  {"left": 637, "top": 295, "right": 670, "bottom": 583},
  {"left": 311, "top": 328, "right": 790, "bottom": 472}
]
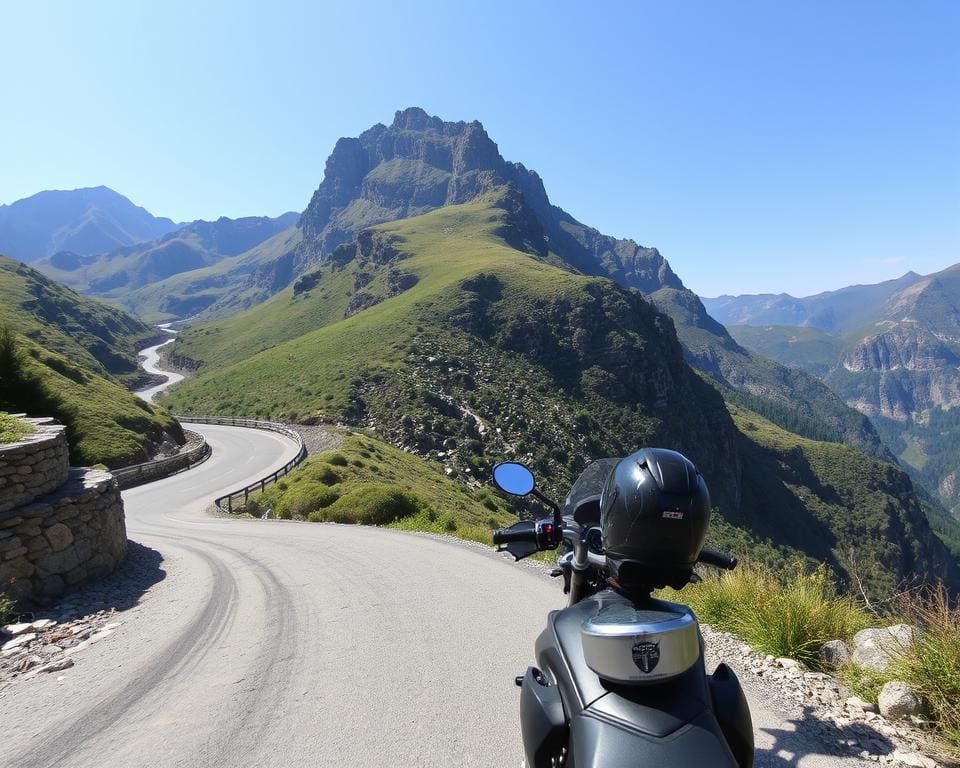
[{"left": 491, "top": 458, "right": 754, "bottom": 768}]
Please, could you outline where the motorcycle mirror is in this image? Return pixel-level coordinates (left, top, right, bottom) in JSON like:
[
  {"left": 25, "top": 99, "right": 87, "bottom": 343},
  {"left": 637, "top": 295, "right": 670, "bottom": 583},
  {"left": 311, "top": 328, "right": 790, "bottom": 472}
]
[{"left": 492, "top": 462, "right": 536, "bottom": 496}]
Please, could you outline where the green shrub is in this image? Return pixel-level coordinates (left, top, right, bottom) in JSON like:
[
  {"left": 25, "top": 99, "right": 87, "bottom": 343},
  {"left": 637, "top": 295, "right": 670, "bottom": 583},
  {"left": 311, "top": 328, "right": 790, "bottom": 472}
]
[
  {"left": 676, "top": 562, "right": 871, "bottom": 667},
  {"left": 279, "top": 485, "right": 341, "bottom": 519},
  {"left": 324, "top": 484, "right": 424, "bottom": 525},
  {"left": 325, "top": 452, "right": 349, "bottom": 466},
  {"left": 312, "top": 465, "right": 341, "bottom": 485}
]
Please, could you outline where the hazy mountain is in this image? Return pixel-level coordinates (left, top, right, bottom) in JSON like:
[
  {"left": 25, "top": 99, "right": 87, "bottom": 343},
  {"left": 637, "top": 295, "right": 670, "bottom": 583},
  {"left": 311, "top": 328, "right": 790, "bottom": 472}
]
[
  {"left": 723, "top": 264, "right": 960, "bottom": 518},
  {"left": 35, "top": 212, "right": 299, "bottom": 296},
  {"left": 0, "top": 187, "right": 178, "bottom": 262},
  {"left": 703, "top": 271, "right": 924, "bottom": 333}
]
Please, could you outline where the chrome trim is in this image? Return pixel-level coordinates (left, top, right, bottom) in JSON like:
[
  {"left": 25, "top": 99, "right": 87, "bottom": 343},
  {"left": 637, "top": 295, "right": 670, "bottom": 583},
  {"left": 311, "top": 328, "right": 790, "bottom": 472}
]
[
  {"left": 581, "top": 609, "right": 700, "bottom": 684},
  {"left": 581, "top": 610, "right": 695, "bottom": 637}
]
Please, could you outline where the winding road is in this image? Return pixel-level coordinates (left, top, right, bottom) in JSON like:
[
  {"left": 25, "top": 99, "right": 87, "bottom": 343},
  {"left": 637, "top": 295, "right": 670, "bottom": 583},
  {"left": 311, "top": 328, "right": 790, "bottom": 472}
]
[{"left": 0, "top": 349, "right": 880, "bottom": 766}]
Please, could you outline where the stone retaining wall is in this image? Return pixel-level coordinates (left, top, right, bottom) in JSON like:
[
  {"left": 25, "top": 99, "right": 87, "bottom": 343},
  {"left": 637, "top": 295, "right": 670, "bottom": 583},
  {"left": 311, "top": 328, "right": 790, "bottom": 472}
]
[
  {"left": 0, "top": 418, "right": 70, "bottom": 514},
  {"left": 0, "top": 416, "right": 127, "bottom": 608}
]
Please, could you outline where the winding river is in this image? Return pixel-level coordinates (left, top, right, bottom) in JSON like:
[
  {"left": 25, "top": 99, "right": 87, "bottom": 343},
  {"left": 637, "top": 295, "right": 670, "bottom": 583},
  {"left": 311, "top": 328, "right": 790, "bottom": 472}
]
[{"left": 133, "top": 323, "right": 184, "bottom": 403}]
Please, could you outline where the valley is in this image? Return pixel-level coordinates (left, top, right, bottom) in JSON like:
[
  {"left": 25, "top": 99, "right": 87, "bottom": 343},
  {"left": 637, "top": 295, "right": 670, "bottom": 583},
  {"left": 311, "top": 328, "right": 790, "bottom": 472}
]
[
  {"left": 707, "top": 265, "right": 960, "bottom": 521},
  {"left": 3, "top": 108, "right": 957, "bottom": 599}
]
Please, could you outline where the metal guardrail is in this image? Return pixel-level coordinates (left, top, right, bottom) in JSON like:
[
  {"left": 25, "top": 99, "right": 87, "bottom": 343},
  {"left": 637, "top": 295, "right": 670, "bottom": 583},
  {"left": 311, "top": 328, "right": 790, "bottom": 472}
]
[
  {"left": 112, "top": 429, "right": 210, "bottom": 489},
  {"left": 176, "top": 416, "right": 307, "bottom": 513}
]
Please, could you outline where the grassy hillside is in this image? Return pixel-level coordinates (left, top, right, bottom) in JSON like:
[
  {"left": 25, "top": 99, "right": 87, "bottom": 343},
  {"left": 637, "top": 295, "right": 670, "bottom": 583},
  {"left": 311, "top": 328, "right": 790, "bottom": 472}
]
[
  {"left": 164, "top": 191, "right": 959, "bottom": 594},
  {"left": 0, "top": 255, "right": 158, "bottom": 386},
  {"left": 0, "top": 329, "right": 182, "bottom": 467},
  {"left": 0, "top": 412, "right": 34, "bottom": 443},
  {"left": 244, "top": 433, "right": 515, "bottom": 541}
]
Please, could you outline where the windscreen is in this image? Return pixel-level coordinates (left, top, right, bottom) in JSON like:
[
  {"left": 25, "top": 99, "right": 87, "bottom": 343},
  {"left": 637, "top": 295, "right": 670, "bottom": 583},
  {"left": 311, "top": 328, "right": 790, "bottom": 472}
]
[{"left": 562, "top": 458, "right": 620, "bottom": 517}]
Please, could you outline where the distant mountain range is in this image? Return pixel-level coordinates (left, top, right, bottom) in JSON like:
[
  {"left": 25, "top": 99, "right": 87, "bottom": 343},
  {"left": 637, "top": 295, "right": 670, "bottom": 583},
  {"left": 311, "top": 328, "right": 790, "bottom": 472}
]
[
  {"left": 36, "top": 212, "right": 299, "bottom": 296},
  {"left": 706, "top": 264, "right": 960, "bottom": 519},
  {"left": 702, "top": 271, "right": 925, "bottom": 333},
  {"left": 0, "top": 187, "right": 178, "bottom": 262}
]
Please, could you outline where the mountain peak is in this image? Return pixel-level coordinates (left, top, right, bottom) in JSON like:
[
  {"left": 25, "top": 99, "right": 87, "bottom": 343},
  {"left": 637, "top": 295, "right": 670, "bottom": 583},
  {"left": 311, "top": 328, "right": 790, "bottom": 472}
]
[
  {"left": 297, "top": 108, "right": 685, "bottom": 297},
  {"left": 391, "top": 106, "right": 441, "bottom": 131}
]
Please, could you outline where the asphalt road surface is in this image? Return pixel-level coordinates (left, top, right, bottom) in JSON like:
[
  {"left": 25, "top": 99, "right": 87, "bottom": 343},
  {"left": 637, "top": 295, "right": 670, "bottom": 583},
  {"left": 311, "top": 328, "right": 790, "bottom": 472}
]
[{"left": 1, "top": 423, "right": 875, "bottom": 768}]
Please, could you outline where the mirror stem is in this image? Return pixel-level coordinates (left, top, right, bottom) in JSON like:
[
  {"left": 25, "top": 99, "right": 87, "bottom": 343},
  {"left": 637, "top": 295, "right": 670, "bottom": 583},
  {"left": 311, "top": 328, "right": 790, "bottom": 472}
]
[{"left": 530, "top": 489, "right": 563, "bottom": 540}]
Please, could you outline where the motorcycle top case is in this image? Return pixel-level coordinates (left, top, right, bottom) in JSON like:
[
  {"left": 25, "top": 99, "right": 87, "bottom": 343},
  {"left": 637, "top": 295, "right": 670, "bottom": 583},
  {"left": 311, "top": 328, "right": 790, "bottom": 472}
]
[{"left": 580, "top": 606, "right": 700, "bottom": 685}]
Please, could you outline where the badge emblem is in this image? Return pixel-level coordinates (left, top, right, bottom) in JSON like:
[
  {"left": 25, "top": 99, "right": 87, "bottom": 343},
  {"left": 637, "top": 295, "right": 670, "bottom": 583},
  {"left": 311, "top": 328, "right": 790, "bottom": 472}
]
[{"left": 632, "top": 638, "right": 661, "bottom": 673}]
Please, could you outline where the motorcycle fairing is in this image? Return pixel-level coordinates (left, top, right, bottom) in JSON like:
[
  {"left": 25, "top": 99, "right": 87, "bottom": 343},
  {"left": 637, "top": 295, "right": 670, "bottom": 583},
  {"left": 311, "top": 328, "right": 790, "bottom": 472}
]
[{"left": 529, "top": 589, "right": 741, "bottom": 767}]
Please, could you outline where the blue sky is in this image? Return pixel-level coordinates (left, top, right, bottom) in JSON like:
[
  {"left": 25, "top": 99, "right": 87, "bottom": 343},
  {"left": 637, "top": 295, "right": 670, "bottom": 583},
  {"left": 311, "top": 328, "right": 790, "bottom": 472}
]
[{"left": 1, "top": 1, "right": 957, "bottom": 296}]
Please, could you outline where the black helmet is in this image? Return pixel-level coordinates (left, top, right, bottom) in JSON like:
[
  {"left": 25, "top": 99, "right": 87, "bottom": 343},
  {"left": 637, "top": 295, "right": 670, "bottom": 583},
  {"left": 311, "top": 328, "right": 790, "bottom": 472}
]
[{"left": 600, "top": 448, "right": 711, "bottom": 591}]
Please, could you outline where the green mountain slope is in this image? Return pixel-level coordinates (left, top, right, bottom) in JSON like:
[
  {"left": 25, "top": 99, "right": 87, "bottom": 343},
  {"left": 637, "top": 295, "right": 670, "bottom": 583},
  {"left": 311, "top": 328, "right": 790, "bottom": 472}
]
[
  {"left": 0, "top": 331, "right": 182, "bottom": 467},
  {"left": 727, "top": 324, "right": 845, "bottom": 377},
  {"left": 164, "top": 192, "right": 958, "bottom": 593},
  {"left": 0, "top": 255, "right": 160, "bottom": 386},
  {"left": 726, "top": 404, "right": 959, "bottom": 597},
  {"left": 649, "top": 287, "right": 890, "bottom": 458},
  {"left": 0, "top": 254, "right": 183, "bottom": 466},
  {"left": 148, "top": 108, "right": 888, "bottom": 465}
]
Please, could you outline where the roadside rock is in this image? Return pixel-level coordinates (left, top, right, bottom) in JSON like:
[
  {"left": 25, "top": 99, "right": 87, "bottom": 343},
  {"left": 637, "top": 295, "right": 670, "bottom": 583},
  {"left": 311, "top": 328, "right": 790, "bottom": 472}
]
[
  {"left": 892, "top": 750, "right": 938, "bottom": 768},
  {"left": 820, "top": 639, "right": 851, "bottom": 668},
  {"left": 699, "top": 624, "right": 942, "bottom": 767},
  {"left": 2, "top": 622, "right": 34, "bottom": 636},
  {"left": 879, "top": 682, "right": 922, "bottom": 721},
  {"left": 2, "top": 632, "right": 36, "bottom": 652},
  {"left": 847, "top": 696, "right": 878, "bottom": 714},
  {"left": 852, "top": 625, "right": 916, "bottom": 672},
  {"left": 1, "top": 539, "right": 163, "bottom": 687}
]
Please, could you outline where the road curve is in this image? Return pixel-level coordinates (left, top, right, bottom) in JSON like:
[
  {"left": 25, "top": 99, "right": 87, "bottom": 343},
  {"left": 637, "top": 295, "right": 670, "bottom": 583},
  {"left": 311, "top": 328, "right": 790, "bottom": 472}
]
[{"left": 0, "top": 424, "right": 875, "bottom": 768}]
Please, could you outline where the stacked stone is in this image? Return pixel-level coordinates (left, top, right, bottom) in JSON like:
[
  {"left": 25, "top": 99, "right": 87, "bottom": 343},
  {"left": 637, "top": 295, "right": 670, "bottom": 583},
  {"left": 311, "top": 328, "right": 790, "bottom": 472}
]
[
  {"left": 0, "top": 416, "right": 127, "bottom": 607},
  {"left": 0, "top": 418, "right": 70, "bottom": 514}
]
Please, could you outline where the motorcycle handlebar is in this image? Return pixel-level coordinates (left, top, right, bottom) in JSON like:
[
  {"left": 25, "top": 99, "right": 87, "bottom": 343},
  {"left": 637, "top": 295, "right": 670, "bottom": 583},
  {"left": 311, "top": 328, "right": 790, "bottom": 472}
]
[
  {"left": 492, "top": 527, "right": 537, "bottom": 546},
  {"left": 698, "top": 547, "right": 738, "bottom": 570}
]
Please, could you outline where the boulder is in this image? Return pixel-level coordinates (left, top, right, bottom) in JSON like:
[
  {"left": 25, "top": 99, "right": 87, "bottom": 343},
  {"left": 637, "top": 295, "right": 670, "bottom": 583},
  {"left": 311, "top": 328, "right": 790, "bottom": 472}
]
[
  {"left": 819, "top": 639, "right": 851, "bottom": 668},
  {"left": 878, "top": 681, "right": 921, "bottom": 721},
  {"left": 852, "top": 624, "right": 916, "bottom": 672}
]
